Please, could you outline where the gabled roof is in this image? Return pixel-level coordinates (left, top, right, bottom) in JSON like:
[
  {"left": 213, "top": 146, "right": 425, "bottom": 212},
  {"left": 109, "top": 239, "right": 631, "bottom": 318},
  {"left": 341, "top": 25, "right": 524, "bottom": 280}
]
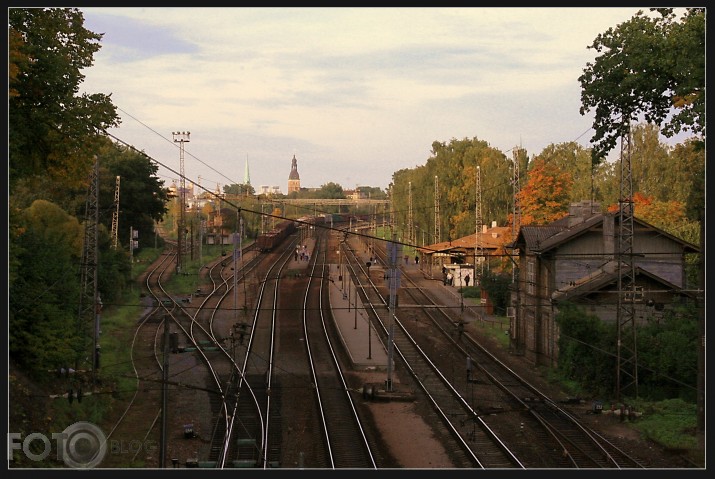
[
  {"left": 511, "top": 212, "right": 699, "bottom": 254},
  {"left": 551, "top": 262, "right": 695, "bottom": 302},
  {"left": 418, "top": 226, "right": 511, "bottom": 254}
]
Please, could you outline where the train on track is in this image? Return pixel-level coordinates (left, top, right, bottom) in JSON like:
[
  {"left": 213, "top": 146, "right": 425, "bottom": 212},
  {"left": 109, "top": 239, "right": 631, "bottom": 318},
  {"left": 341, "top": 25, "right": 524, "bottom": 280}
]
[{"left": 256, "top": 219, "right": 296, "bottom": 252}]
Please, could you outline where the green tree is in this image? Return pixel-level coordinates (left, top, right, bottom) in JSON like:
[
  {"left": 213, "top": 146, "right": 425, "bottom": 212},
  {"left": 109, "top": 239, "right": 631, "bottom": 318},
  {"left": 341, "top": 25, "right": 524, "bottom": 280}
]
[
  {"left": 9, "top": 201, "right": 84, "bottom": 376},
  {"left": 100, "top": 143, "right": 171, "bottom": 248},
  {"left": 532, "top": 142, "right": 594, "bottom": 205},
  {"left": 358, "top": 186, "right": 387, "bottom": 199},
  {"left": 555, "top": 303, "right": 615, "bottom": 396},
  {"left": 671, "top": 139, "right": 706, "bottom": 221},
  {"left": 391, "top": 138, "right": 513, "bottom": 246},
  {"left": 479, "top": 270, "right": 511, "bottom": 315},
  {"left": 224, "top": 183, "right": 255, "bottom": 196},
  {"left": 579, "top": 8, "right": 705, "bottom": 157},
  {"left": 9, "top": 8, "right": 120, "bottom": 195},
  {"left": 314, "top": 182, "right": 346, "bottom": 199},
  {"left": 637, "top": 302, "right": 698, "bottom": 401},
  {"left": 628, "top": 123, "right": 673, "bottom": 200}
]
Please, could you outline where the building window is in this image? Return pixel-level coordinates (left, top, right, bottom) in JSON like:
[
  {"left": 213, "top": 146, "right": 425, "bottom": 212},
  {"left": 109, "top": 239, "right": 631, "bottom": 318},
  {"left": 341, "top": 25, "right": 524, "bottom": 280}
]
[{"left": 527, "top": 260, "right": 535, "bottom": 295}]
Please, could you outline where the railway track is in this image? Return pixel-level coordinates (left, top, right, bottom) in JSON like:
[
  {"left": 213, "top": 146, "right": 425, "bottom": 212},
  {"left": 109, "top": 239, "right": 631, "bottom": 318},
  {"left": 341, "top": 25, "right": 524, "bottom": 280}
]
[
  {"left": 341, "top": 238, "right": 521, "bottom": 468},
  {"left": 100, "top": 217, "right": 651, "bottom": 469},
  {"left": 341, "top": 228, "right": 647, "bottom": 468},
  {"left": 217, "top": 223, "right": 379, "bottom": 468},
  {"left": 99, "top": 245, "right": 182, "bottom": 467}
]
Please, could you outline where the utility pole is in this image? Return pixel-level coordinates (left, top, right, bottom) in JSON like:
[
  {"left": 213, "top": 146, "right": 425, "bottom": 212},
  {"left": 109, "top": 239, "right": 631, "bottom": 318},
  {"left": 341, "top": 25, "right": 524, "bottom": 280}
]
[
  {"left": 173, "top": 131, "right": 190, "bottom": 274},
  {"left": 434, "top": 176, "right": 441, "bottom": 244},
  {"left": 160, "top": 316, "right": 170, "bottom": 468},
  {"left": 110, "top": 176, "right": 120, "bottom": 249},
  {"left": 353, "top": 273, "right": 358, "bottom": 329},
  {"left": 475, "top": 165, "right": 483, "bottom": 279},
  {"left": 233, "top": 209, "right": 240, "bottom": 323},
  {"left": 385, "top": 236, "right": 401, "bottom": 392},
  {"left": 511, "top": 148, "right": 521, "bottom": 284},
  {"left": 130, "top": 226, "right": 139, "bottom": 294},
  {"left": 195, "top": 175, "right": 202, "bottom": 263},
  {"left": 388, "top": 184, "right": 395, "bottom": 238},
  {"left": 511, "top": 148, "right": 522, "bottom": 355},
  {"left": 408, "top": 181, "right": 413, "bottom": 246},
  {"left": 199, "top": 218, "right": 204, "bottom": 272}
]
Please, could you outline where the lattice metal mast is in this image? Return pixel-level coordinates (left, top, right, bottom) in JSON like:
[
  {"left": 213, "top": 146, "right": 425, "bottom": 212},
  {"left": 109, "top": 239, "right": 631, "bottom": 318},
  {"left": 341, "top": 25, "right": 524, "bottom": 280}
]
[
  {"left": 434, "top": 175, "right": 441, "bottom": 244},
  {"left": 110, "top": 175, "right": 120, "bottom": 249},
  {"left": 389, "top": 184, "right": 395, "bottom": 236},
  {"left": 173, "top": 131, "right": 190, "bottom": 273},
  {"left": 475, "top": 165, "right": 483, "bottom": 278},
  {"left": 511, "top": 148, "right": 521, "bottom": 236},
  {"left": 511, "top": 148, "right": 521, "bottom": 283},
  {"left": 616, "top": 122, "right": 638, "bottom": 401},
  {"left": 77, "top": 156, "right": 100, "bottom": 376},
  {"left": 408, "top": 181, "right": 413, "bottom": 245}
]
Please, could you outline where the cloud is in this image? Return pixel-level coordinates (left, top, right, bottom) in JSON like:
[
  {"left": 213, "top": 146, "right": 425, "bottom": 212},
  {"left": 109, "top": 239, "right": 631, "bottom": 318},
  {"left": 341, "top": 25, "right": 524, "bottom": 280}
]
[{"left": 79, "top": 7, "right": 685, "bottom": 191}]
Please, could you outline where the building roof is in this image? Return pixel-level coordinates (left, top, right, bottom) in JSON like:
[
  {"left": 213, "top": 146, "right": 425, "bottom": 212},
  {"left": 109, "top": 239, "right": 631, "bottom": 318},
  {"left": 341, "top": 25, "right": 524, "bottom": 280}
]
[
  {"left": 418, "top": 225, "right": 511, "bottom": 254},
  {"left": 511, "top": 211, "right": 699, "bottom": 254},
  {"left": 551, "top": 262, "right": 696, "bottom": 302}
]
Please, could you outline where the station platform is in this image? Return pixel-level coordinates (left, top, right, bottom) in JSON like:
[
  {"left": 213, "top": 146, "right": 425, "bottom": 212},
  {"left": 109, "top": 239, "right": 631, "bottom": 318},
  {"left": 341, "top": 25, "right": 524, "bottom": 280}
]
[
  {"left": 285, "top": 235, "right": 388, "bottom": 371},
  {"left": 326, "top": 263, "right": 389, "bottom": 371}
]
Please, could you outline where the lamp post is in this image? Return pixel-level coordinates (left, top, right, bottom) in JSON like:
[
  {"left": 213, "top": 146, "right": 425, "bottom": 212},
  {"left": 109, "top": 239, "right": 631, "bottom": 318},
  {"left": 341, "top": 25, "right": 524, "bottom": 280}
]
[
  {"left": 353, "top": 273, "right": 358, "bottom": 330},
  {"left": 460, "top": 269, "right": 465, "bottom": 312},
  {"left": 367, "top": 310, "right": 372, "bottom": 359}
]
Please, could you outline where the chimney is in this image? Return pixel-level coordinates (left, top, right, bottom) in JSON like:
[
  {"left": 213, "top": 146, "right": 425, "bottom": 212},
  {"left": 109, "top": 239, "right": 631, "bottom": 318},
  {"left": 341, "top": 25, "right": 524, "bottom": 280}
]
[{"left": 568, "top": 200, "right": 600, "bottom": 227}]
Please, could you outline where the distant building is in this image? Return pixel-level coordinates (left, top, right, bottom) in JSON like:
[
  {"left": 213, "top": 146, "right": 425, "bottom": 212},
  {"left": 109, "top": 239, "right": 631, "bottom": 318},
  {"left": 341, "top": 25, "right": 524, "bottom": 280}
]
[
  {"left": 288, "top": 154, "right": 300, "bottom": 193},
  {"left": 259, "top": 185, "right": 282, "bottom": 195}
]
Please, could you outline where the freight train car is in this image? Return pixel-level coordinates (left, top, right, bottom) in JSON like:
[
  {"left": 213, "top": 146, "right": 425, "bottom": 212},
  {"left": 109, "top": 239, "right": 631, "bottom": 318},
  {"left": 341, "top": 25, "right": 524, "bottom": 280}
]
[{"left": 256, "top": 219, "right": 296, "bottom": 252}]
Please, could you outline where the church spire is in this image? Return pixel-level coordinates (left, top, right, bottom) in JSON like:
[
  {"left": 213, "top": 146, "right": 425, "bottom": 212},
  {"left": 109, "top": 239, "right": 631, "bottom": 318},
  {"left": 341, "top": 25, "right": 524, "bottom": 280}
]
[{"left": 244, "top": 155, "right": 251, "bottom": 185}]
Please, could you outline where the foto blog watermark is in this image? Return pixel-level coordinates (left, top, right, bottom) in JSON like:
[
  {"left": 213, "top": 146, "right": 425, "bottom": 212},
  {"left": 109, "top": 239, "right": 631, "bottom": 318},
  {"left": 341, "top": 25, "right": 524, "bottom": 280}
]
[{"left": 8, "top": 421, "right": 158, "bottom": 468}]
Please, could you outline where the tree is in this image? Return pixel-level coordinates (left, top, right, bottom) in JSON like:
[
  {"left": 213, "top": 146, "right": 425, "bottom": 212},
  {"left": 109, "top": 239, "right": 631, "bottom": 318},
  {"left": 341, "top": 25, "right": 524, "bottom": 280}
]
[
  {"left": 358, "top": 186, "right": 387, "bottom": 199},
  {"left": 100, "top": 142, "right": 171, "bottom": 248},
  {"left": 623, "top": 192, "right": 698, "bottom": 245},
  {"left": 555, "top": 303, "right": 615, "bottom": 397},
  {"left": 517, "top": 157, "right": 573, "bottom": 226},
  {"left": 9, "top": 201, "right": 84, "bottom": 376},
  {"left": 532, "top": 142, "right": 594, "bottom": 205},
  {"left": 579, "top": 7, "right": 704, "bottom": 439},
  {"left": 479, "top": 270, "right": 511, "bottom": 316},
  {"left": 224, "top": 183, "right": 255, "bottom": 196},
  {"left": 391, "top": 137, "right": 513, "bottom": 246},
  {"left": 9, "top": 8, "right": 120, "bottom": 192},
  {"left": 628, "top": 123, "right": 672, "bottom": 200},
  {"left": 315, "top": 182, "right": 346, "bottom": 199},
  {"left": 579, "top": 8, "right": 705, "bottom": 157},
  {"left": 672, "top": 139, "right": 705, "bottom": 222}
]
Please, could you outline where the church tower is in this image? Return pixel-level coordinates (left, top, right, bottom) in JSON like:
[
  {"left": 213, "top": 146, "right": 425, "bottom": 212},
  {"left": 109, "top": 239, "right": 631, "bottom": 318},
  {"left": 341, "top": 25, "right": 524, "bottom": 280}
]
[
  {"left": 287, "top": 154, "right": 301, "bottom": 193},
  {"left": 244, "top": 155, "right": 251, "bottom": 186}
]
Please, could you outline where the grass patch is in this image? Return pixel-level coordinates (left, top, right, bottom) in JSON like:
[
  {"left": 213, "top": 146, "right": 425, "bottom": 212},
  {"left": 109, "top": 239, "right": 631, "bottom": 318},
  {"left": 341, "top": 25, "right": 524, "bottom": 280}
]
[
  {"left": 628, "top": 398, "right": 698, "bottom": 450},
  {"left": 470, "top": 314, "right": 510, "bottom": 348}
]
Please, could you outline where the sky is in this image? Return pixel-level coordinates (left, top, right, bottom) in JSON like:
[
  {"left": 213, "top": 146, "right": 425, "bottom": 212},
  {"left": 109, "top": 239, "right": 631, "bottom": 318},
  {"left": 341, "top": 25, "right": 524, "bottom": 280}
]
[{"left": 76, "top": 7, "right": 686, "bottom": 195}]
